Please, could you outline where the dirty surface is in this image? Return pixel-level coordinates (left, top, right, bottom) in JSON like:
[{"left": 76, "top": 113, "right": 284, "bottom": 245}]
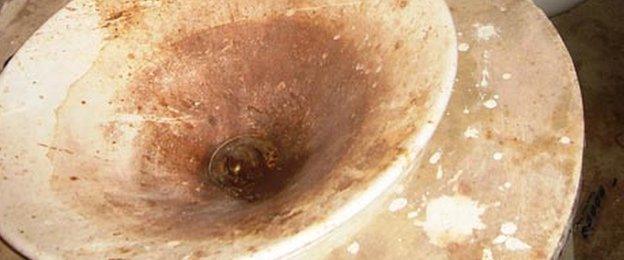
[
  {"left": 311, "top": 0, "right": 585, "bottom": 258},
  {"left": 0, "top": 0, "right": 456, "bottom": 258},
  {"left": 0, "top": 0, "right": 589, "bottom": 259},
  {"left": 47, "top": 10, "right": 392, "bottom": 242}
]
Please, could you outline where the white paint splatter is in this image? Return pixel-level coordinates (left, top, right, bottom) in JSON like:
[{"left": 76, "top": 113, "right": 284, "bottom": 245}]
[
  {"left": 492, "top": 152, "right": 503, "bottom": 161},
  {"left": 463, "top": 107, "right": 470, "bottom": 114},
  {"left": 464, "top": 127, "right": 480, "bottom": 139},
  {"left": 493, "top": 94, "right": 500, "bottom": 99},
  {"left": 458, "top": 43, "right": 470, "bottom": 52},
  {"left": 492, "top": 235, "right": 508, "bottom": 244},
  {"left": 559, "top": 136, "right": 572, "bottom": 145},
  {"left": 407, "top": 210, "right": 420, "bottom": 219},
  {"left": 333, "top": 34, "right": 341, "bottom": 40},
  {"left": 436, "top": 165, "right": 444, "bottom": 180},
  {"left": 167, "top": 241, "right": 181, "bottom": 247},
  {"left": 347, "top": 241, "right": 360, "bottom": 255},
  {"left": 474, "top": 23, "right": 499, "bottom": 41},
  {"left": 483, "top": 99, "right": 498, "bottom": 109},
  {"left": 448, "top": 170, "right": 464, "bottom": 184},
  {"left": 419, "top": 195, "right": 487, "bottom": 246},
  {"left": 502, "top": 73, "right": 512, "bottom": 80},
  {"left": 429, "top": 150, "right": 443, "bottom": 164},
  {"left": 492, "top": 223, "right": 532, "bottom": 251},
  {"left": 505, "top": 237, "right": 532, "bottom": 251},
  {"left": 500, "top": 222, "right": 517, "bottom": 235},
  {"left": 503, "top": 182, "right": 512, "bottom": 189},
  {"left": 480, "top": 67, "right": 490, "bottom": 87},
  {"left": 482, "top": 248, "right": 494, "bottom": 260},
  {"left": 482, "top": 50, "right": 491, "bottom": 59},
  {"left": 388, "top": 198, "right": 408, "bottom": 212},
  {"left": 285, "top": 9, "right": 296, "bottom": 16}
]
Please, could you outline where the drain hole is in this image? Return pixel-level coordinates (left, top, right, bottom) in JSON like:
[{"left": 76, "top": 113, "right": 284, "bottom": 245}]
[{"left": 206, "top": 135, "right": 283, "bottom": 202}]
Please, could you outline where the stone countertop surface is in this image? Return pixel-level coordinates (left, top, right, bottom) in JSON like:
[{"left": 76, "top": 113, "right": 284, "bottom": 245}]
[
  {"left": 319, "top": 0, "right": 583, "bottom": 258},
  {"left": 0, "top": 0, "right": 588, "bottom": 259}
]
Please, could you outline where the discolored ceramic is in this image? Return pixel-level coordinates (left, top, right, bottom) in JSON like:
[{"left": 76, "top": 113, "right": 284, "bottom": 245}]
[
  {"left": 0, "top": 0, "right": 457, "bottom": 258},
  {"left": 1, "top": 0, "right": 586, "bottom": 259}
]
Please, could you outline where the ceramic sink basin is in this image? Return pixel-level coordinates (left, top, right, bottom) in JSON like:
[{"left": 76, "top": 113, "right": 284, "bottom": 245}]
[{"left": 0, "top": 0, "right": 456, "bottom": 258}]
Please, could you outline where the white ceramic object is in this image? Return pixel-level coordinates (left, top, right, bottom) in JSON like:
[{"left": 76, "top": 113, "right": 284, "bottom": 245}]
[
  {"left": 533, "top": 0, "right": 585, "bottom": 16},
  {"left": 0, "top": 0, "right": 457, "bottom": 258}
]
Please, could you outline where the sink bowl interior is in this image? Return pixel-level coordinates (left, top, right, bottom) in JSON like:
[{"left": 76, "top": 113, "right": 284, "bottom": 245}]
[{"left": 0, "top": 0, "right": 456, "bottom": 258}]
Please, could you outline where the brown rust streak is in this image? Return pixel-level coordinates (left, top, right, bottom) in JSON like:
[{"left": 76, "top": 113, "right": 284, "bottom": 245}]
[{"left": 96, "top": 1, "right": 146, "bottom": 38}]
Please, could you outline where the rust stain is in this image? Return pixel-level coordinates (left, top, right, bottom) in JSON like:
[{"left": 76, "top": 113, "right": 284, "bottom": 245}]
[
  {"left": 96, "top": 1, "right": 147, "bottom": 39},
  {"left": 45, "top": 5, "right": 412, "bottom": 248},
  {"left": 396, "top": 0, "right": 409, "bottom": 9}
]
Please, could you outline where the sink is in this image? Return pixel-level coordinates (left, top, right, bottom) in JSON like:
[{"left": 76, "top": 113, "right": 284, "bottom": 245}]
[{"left": 0, "top": 0, "right": 456, "bottom": 258}]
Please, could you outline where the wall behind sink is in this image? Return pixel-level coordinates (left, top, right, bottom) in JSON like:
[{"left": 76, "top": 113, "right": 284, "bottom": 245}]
[{"left": 533, "top": 0, "right": 585, "bottom": 16}]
